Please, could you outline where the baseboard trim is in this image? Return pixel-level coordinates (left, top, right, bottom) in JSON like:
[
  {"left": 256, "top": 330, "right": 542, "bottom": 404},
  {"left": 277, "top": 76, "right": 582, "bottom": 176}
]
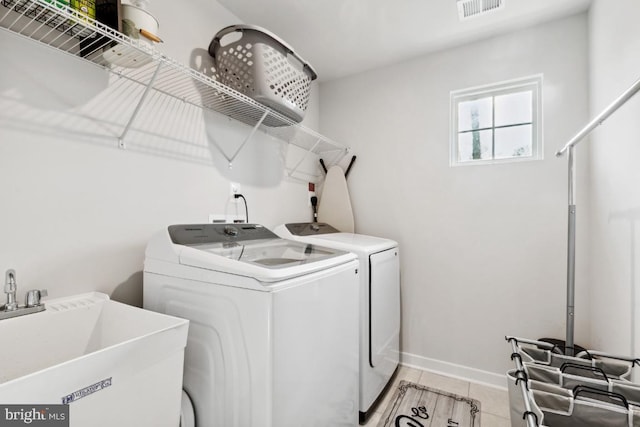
[{"left": 400, "top": 351, "right": 507, "bottom": 390}]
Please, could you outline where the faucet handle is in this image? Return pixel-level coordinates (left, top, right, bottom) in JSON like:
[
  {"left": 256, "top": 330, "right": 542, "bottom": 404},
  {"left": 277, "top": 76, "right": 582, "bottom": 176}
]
[
  {"left": 5, "top": 269, "right": 16, "bottom": 293},
  {"left": 25, "top": 289, "right": 47, "bottom": 308}
]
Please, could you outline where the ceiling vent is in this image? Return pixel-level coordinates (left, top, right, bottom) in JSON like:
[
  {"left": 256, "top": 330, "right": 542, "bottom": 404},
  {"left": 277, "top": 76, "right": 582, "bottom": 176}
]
[{"left": 457, "top": 0, "right": 504, "bottom": 20}]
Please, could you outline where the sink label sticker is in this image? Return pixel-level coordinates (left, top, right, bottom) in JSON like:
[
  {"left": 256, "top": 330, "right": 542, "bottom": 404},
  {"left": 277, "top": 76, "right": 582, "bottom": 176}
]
[
  {"left": 0, "top": 405, "right": 68, "bottom": 426},
  {"left": 61, "top": 377, "right": 112, "bottom": 404}
]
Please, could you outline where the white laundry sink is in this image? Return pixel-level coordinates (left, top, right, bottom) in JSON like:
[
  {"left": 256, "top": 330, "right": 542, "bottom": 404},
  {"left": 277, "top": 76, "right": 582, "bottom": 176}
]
[{"left": 0, "top": 292, "right": 189, "bottom": 427}]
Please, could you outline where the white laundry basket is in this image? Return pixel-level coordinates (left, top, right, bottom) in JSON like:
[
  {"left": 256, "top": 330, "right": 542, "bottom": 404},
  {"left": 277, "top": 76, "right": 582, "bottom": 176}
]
[
  {"left": 208, "top": 24, "right": 317, "bottom": 124},
  {"left": 507, "top": 337, "right": 640, "bottom": 427},
  {"left": 507, "top": 370, "right": 640, "bottom": 427}
]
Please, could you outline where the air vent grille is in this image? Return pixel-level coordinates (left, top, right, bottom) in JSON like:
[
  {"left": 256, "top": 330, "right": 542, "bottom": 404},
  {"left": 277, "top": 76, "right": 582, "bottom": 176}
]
[{"left": 457, "top": 0, "right": 504, "bottom": 20}]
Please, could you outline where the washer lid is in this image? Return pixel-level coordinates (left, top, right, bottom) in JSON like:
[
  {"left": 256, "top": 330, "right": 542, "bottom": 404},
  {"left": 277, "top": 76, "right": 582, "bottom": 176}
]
[{"left": 167, "top": 224, "right": 356, "bottom": 282}]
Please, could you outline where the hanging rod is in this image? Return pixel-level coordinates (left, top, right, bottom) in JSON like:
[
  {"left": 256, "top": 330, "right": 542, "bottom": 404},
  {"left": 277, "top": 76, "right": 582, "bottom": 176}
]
[
  {"left": 556, "top": 76, "right": 640, "bottom": 156},
  {"left": 555, "top": 75, "right": 640, "bottom": 356}
]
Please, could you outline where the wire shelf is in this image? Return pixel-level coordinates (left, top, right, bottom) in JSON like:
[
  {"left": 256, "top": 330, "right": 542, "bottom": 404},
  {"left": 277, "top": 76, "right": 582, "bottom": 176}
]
[{"left": 0, "top": 0, "right": 350, "bottom": 175}]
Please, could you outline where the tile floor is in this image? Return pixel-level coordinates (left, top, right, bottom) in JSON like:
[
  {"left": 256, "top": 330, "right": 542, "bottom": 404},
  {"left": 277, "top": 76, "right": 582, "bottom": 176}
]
[{"left": 362, "top": 365, "right": 511, "bottom": 426}]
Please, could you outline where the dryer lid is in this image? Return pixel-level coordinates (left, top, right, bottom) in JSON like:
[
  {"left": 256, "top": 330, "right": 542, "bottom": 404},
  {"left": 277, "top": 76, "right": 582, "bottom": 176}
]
[{"left": 277, "top": 223, "right": 398, "bottom": 254}]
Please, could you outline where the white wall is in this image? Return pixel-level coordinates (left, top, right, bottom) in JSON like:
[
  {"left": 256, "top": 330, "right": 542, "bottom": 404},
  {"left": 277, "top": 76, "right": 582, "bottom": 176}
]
[
  {"left": 0, "top": 0, "right": 320, "bottom": 307},
  {"left": 588, "top": 0, "right": 640, "bottom": 358},
  {"left": 319, "top": 14, "right": 590, "bottom": 383}
]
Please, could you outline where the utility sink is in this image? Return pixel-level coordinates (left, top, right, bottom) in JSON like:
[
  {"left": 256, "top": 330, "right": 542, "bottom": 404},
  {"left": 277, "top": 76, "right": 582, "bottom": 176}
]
[{"left": 0, "top": 292, "right": 189, "bottom": 427}]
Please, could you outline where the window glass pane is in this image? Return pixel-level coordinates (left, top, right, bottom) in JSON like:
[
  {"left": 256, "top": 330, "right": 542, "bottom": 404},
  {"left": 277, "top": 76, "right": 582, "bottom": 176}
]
[
  {"left": 458, "top": 129, "right": 493, "bottom": 162},
  {"left": 450, "top": 76, "right": 541, "bottom": 166},
  {"left": 495, "top": 91, "right": 532, "bottom": 127},
  {"left": 494, "top": 125, "right": 532, "bottom": 159},
  {"left": 458, "top": 97, "right": 492, "bottom": 132}
]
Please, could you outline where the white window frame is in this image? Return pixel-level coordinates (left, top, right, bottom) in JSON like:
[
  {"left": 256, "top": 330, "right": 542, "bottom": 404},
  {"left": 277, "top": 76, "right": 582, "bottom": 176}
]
[{"left": 449, "top": 75, "right": 543, "bottom": 166}]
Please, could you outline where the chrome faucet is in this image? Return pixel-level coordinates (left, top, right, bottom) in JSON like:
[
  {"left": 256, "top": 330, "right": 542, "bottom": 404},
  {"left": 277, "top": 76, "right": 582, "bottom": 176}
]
[
  {"left": 4, "top": 269, "right": 18, "bottom": 311},
  {"left": 1, "top": 269, "right": 47, "bottom": 320}
]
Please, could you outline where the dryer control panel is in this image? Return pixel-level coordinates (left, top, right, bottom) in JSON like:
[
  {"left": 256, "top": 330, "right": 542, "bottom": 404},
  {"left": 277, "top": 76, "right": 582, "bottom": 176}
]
[{"left": 285, "top": 222, "right": 339, "bottom": 236}]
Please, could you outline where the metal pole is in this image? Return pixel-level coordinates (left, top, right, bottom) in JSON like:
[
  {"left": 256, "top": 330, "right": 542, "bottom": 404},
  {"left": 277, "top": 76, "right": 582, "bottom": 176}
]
[
  {"left": 565, "top": 146, "right": 576, "bottom": 356},
  {"left": 556, "top": 76, "right": 640, "bottom": 356}
]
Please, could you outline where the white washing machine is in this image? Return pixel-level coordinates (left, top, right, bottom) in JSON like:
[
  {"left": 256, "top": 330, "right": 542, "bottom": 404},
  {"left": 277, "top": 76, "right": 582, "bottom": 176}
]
[
  {"left": 273, "top": 222, "right": 400, "bottom": 423},
  {"left": 143, "top": 223, "right": 360, "bottom": 427}
]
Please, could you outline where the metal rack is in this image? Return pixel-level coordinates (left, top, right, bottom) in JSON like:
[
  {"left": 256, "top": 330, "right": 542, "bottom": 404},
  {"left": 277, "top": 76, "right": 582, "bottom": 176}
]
[
  {"left": 555, "top": 76, "right": 640, "bottom": 356},
  {"left": 0, "top": 0, "right": 350, "bottom": 178},
  {"left": 507, "top": 336, "right": 640, "bottom": 427}
]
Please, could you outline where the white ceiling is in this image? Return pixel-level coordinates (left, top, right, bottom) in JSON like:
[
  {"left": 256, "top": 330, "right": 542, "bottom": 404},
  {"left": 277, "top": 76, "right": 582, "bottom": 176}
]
[{"left": 216, "top": 0, "right": 592, "bottom": 82}]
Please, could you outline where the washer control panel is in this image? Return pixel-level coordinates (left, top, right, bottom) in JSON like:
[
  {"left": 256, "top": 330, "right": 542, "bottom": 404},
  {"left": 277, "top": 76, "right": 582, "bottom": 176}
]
[{"left": 168, "top": 224, "right": 277, "bottom": 245}]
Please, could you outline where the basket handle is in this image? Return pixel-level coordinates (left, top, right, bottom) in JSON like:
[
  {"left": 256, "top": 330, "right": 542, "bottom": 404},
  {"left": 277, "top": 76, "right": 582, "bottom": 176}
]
[
  {"left": 560, "top": 362, "right": 609, "bottom": 382},
  {"left": 208, "top": 24, "right": 318, "bottom": 80},
  {"left": 573, "top": 385, "right": 629, "bottom": 409},
  {"left": 584, "top": 350, "right": 640, "bottom": 367},
  {"left": 208, "top": 25, "right": 245, "bottom": 57}
]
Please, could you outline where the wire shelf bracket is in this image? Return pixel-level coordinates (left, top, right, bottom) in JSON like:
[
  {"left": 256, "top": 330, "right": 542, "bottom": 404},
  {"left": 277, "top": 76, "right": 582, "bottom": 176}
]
[{"left": 118, "top": 61, "right": 163, "bottom": 149}]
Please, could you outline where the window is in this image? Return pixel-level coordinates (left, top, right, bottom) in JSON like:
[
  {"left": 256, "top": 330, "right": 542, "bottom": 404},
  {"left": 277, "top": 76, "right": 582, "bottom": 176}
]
[{"left": 450, "top": 75, "right": 542, "bottom": 166}]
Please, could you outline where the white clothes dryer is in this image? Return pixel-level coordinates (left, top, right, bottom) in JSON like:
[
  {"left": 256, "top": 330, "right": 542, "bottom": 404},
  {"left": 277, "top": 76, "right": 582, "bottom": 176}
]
[
  {"left": 143, "top": 223, "right": 360, "bottom": 427},
  {"left": 273, "top": 223, "right": 400, "bottom": 423}
]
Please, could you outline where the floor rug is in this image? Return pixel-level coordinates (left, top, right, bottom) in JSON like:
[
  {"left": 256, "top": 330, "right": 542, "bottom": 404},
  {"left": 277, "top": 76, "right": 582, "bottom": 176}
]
[{"left": 377, "top": 381, "right": 481, "bottom": 427}]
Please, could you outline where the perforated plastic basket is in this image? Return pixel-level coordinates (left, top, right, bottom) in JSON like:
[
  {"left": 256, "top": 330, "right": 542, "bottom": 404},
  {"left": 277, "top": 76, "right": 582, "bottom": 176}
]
[{"left": 208, "top": 24, "right": 317, "bottom": 124}]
